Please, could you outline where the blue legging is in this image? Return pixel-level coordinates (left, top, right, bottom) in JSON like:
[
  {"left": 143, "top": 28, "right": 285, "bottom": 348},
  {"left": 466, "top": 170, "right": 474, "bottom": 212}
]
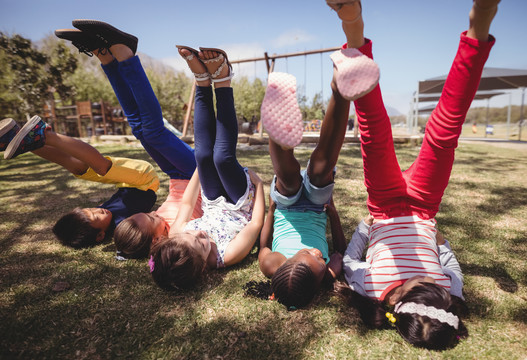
[
  {"left": 193, "top": 86, "right": 246, "bottom": 204},
  {"left": 101, "top": 56, "right": 196, "bottom": 180}
]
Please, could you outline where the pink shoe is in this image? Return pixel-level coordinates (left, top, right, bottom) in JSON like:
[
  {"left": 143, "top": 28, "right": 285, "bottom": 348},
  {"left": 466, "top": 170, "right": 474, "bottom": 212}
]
[
  {"left": 330, "top": 48, "right": 379, "bottom": 101},
  {"left": 261, "top": 72, "right": 303, "bottom": 149}
]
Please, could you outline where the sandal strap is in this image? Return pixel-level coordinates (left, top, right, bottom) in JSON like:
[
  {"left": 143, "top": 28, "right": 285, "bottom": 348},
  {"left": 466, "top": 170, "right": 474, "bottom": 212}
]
[
  {"left": 193, "top": 71, "right": 210, "bottom": 82},
  {"left": 206, "top": 53, "right": 234, "bottom": 82},
  {"left": 202, "top": 53, "right": 224, "bottom": 64},
  {"left": 211, "top": 67, "right": 234, "bottom": 83},
  {"left": 183, "top": 53, "right": 195, "bottom": 61},
  {"left": 210, "top": 59, "right": 227, "bottom": 79}
]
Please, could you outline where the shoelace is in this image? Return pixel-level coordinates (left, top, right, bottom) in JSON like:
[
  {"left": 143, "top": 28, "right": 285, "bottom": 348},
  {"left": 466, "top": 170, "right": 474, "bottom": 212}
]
[{"left": 73, "top": 42, "right": 109, "bottom": 57}]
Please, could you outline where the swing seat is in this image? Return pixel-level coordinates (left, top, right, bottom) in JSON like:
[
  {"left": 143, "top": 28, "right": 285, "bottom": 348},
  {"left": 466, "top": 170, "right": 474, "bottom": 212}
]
[
  {"left": 330, "top": 48, "right": 379, "bottom": 101},
  {"left": 261, "top": 72, "right": 303, "bottom": 149}
]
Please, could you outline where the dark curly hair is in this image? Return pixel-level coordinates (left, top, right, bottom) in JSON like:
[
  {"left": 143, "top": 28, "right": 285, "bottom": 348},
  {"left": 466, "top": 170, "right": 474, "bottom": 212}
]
[{"left": 52, "top": 207, "right": 108, "bottom": 248}]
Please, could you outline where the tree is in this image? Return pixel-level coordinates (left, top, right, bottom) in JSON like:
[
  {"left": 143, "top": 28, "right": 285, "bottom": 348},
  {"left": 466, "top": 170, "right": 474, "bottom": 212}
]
[
  {"left": 300, "top": 92, "right": 325, "bottom": 121},
  {"left": 232, "top": 76, "right": 266, "bottom": 124},
  {"left": 0, "top": 33, "right": 50, "bottom": 119},
  {"left": 0, "top": 33, "right": 79, "bottom": 119},
  {"left": 146, "top": 67, "right": 192, "bottom": 130},
  {"left": 40, "top": 35, "right": 78, "bottom": 104}
]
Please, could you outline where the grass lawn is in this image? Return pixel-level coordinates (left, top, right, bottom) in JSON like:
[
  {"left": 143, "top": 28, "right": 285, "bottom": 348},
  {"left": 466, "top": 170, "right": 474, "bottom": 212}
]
[{"left": 1, "top": 140, "right": 526, "bottom": 359}]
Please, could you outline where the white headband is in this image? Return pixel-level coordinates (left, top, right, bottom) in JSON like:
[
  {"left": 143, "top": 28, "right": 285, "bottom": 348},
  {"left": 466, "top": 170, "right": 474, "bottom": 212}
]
[{"left": 394, "top": 302, "right": 459, "bottom": 329}]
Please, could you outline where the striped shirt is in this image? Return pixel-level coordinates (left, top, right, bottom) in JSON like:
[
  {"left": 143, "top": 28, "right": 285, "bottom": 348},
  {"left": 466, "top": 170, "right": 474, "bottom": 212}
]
[{"left": 364, "top": 216, "right": 452, "bottom": 300}]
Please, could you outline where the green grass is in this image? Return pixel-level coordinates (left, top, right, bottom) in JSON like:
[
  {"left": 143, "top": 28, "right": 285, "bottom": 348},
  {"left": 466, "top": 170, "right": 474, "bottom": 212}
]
[{"left": 1, "top": 141, "right": 526, "bottom": 359}]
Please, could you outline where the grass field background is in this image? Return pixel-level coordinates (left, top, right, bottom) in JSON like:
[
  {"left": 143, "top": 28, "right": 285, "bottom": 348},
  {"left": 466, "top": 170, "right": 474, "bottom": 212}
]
[{"left": 1, "top": 140, "right": 526, "bottom": 359}]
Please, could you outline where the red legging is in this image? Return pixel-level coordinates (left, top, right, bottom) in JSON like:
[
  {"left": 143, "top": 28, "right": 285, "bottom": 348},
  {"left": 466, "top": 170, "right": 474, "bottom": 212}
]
[{"left": 351, "top": 32, "right": 495, "bottom": 220}]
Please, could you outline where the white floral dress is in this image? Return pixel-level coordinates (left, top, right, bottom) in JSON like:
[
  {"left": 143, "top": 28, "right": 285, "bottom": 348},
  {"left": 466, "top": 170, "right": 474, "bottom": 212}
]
[{"left": 184, "top": 169, "right": 255, "bottom": 268}]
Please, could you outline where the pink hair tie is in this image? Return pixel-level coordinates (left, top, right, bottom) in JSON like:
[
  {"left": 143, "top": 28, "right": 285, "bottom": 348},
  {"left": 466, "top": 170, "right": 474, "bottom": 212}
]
[{"left": 148, "top": 255, "right": 155, "bottom": 273}]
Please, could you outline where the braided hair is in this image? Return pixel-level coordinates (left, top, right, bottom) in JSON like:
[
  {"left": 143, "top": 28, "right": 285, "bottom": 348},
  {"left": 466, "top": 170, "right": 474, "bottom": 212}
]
[
  {"left": 271, "top": 261, "right": 318, "bottom": 309},
  {"left": 244, "top": 261, "right": 318, "bottom": 309}
]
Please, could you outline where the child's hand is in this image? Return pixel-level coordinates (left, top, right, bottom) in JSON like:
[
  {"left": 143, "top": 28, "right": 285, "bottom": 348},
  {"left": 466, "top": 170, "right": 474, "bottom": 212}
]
[
  {"left": 364, "top": 214, "right": 374, "bottom": 226},
  {"left": 247, "top": 168, "right": 262, "bottom": 185},
  {"left": 436, "top": 230, "right": 446, "bottom": 245},
  {"left": 327, "top": 252, "right": 343, "bottom": 280},
  {"left": 324, "top": 197, "right": 336, "bottom": 214}
]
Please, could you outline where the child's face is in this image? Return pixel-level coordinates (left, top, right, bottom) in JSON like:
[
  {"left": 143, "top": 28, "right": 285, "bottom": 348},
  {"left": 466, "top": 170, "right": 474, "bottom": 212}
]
[
  {"left": 290, "top": 248, "right": 327, "bottom": 286},
  {"left": 130, "top": 212, "right": 169, "bottom": 243},
  {"left": 179, "top": 230, "right": 212, "bottom": 262},
  {"left": 82, "top": 208, "right": 112, "bottom": 231}
]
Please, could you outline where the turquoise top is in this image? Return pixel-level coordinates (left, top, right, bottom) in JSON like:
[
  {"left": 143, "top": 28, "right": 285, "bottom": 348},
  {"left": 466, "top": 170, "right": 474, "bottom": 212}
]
[{"left": 272, "top": 209, "right": 329, "bottom": 263}]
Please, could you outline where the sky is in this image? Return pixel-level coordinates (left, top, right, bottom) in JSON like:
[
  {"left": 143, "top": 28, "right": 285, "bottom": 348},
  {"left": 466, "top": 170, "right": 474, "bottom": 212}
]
[{"left": 1, "top": 0, "right": 526, "bottom": 115}]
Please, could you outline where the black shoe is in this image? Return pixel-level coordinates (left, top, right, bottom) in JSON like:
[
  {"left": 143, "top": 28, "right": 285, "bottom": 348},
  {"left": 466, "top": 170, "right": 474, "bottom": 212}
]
[
  {"left": 72, "top": 19, "right": 138, "bottom": 54},
  {"left": 55, "top": 29, "right": 105, "bottom": 57}
]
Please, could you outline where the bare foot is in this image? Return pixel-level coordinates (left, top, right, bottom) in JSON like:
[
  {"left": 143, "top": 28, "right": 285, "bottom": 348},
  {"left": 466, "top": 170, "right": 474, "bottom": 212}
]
[
  {"left": 200, "top": 50, "right": 231, "bottom": 88},
  {"left": 468, "top": 0, "right": 500, "bottom": 41},
  {"left": 109, "top": 44, "right": 134, "bottom": 62},
  {"left": 94, "top": 49, "right": 114, "bottom": 65},
  {"left": 179, "top": 48, "right": 210, "bottom": 86},
  {"left": 337, "top": 3, "right": 365, "bottom": 49}
]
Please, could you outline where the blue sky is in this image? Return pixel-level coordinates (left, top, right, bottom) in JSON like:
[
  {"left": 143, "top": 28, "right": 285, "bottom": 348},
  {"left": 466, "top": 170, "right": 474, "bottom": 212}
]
[{"left": 1, "top": 0, "right": 526, "bottom": 114}]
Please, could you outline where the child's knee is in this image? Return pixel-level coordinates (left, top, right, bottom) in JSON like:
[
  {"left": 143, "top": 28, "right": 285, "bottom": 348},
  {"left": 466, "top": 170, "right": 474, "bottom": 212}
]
[{"left": 195, "top": 148, "right": 214, "bottom": 166}]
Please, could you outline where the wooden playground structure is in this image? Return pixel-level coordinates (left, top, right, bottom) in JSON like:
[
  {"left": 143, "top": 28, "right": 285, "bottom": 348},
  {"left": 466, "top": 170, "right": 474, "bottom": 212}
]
[{"left": 43, "top": 100, "right": 127, "bottom": 138}]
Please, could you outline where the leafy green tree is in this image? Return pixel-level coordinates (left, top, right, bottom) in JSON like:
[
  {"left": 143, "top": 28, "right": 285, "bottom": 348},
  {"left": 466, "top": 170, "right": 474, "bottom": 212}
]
[
  {"left": 146, "top": 67, "right": 192, "bottom": 130},
  {"left": 232, "top": 76, "right": 266, "bottom": 124},
  {"left": 40, "top": 35, "right": 78, "bottom": 103},
  {"left": 0, "top": 32, "right": 79, "bottom": 119},
  {"left": 300, "top": 91, "right": 325, "bottom": 121},
  {"left": 0, "top": 33, "right": 50, "bottom": 119}
]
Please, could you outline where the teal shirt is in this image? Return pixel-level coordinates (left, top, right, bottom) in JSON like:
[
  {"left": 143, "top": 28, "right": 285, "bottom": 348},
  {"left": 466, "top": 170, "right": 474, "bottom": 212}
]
[{"left": 272, "top": 209, "right": 329, "bottom": 262}]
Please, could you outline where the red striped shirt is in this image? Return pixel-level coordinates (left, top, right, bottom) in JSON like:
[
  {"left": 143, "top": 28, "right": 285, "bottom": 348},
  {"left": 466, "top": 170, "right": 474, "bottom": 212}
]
[{"left": 364, "top": 216, "right": 451, "bottom": 300}]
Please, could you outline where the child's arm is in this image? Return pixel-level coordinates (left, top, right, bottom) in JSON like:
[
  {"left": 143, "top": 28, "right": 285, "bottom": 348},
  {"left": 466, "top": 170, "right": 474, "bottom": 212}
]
[
  {"left": 171, "top": 169, "right": 200, "bottom": 233},
  {"left": 323, "top": 197, "right": 346, "bottom": 281},
  {"left": 325, "top": 196, "right": 346, "bottom": 254},
  {"left": 223, "top": 169, "right": 266, "bottom": 267},
  {"left": 437, "top": 230, "right": 465, "bottom": 299},
  {"left": 342, "top": 216, "right": 371, "bottom": 274},
  {"left": 258, "top": 197, "right": 287, "bottom": 277},
  {"left": 341, "top": 215, "right": 371, "bottom": 296}
]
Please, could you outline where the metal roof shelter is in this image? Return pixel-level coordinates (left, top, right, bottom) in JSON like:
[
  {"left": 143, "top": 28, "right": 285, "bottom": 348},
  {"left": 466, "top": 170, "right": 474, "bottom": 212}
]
[
  {"left": 409, "top": 67, "right": 527, "bottom": 140},
  {"left": 418, "top": 67, "right": 527, "bottom": 94}
]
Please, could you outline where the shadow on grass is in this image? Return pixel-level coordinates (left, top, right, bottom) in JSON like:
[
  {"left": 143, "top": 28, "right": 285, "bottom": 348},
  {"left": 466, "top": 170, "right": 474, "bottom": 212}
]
[
  {"left": 463, "top": 263, "right": 519, "bottom": 293},
  {"left": 0, "top": 247, "right": 218, "bottom": 358},
  {"left": 0, "top": 244, "right": 332, "bottom": 359}
]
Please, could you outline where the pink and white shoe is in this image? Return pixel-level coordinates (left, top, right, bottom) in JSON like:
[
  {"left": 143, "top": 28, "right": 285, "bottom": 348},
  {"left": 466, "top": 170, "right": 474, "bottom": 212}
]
[
  {"left": 261, "top": 72, "right": 303, "bottom": 149},
  {"left": 330, "top": 48, "right": 379, "bottom": 101}
]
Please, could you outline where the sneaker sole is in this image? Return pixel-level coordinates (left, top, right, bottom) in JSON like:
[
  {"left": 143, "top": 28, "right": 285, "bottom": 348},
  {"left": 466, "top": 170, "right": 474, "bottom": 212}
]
[
  {"left": 0, "top": 118, "right": 16, "bottom": 138},
  {"left": 330, "top": 48, "right": 380, "bottom": 101},
  {"left": 261, "top": 72, "right": 303, "bottom": 149},
  {"left": 4, "top": 115, "right": 42, "bottom": 159}
]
